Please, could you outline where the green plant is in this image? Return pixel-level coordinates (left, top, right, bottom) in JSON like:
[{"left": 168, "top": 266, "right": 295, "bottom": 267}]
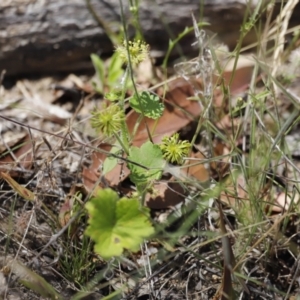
[
  {"left": 59, "top": 233, "right": 95, "bottom": 287},
  {"left": 87, "top": 35, "right": 192, "bottom": 259},
  {"left": 91, "top": 51, "right": 125, "bottom": 95},
  {"left": 84, "top": 9, "right": 230, "bottom": 292},
  {"left": 57, "top": 192, "right": 97, "bottom": 286}
]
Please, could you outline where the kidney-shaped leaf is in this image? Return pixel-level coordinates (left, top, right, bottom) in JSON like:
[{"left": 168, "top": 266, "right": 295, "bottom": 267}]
[
  {"left": 85, "top": 189, "right": 154, "bottom": 259},
  {"left": 128, "top": 141, "right": 165, "bottom": 186},
  {"left": 130, "top": 91, "right": 164, "bottom": 119}
]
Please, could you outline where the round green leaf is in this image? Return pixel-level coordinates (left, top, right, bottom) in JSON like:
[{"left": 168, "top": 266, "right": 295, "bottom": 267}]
[
  {"left": 129, "top": 91, "right": 164, "bottom": 119},
  {"left": 128, "top": 141, "right": 165, "bottom": 186}
]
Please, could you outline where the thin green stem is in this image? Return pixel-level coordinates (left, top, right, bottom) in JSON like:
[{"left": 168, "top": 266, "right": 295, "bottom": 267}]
[{"left": 114, "top": 132, "right": 128, "bottom": 156}]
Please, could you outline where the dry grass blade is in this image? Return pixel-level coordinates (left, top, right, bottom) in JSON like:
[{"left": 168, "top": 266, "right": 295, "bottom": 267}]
[
  {"left": 0, "top": 171, "right": 35, "bottom": 201},
  {"left": 272, "top": 0, "right": 300, "bottom": 77},
  {"left": 0, "top": 256, "right": 63, "bottom": 300}
]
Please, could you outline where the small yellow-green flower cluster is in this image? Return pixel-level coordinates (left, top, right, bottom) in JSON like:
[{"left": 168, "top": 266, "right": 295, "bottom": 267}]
[
  {"left": 90, "top": 104, "right": 125, "bottom": 137},
  {"left": 115, "top": 40, "right": 149, "bottom": 66},
  {"left": 159, "top": 133, "right": 191, "bottom": 164}
]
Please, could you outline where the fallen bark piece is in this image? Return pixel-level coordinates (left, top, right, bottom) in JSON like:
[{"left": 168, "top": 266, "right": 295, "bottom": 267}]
[{"left": 0, "top": 0, "right": 284, "bottom": 77}]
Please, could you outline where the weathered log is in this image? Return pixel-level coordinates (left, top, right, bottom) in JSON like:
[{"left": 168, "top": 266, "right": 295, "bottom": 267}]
[{"left": 0, "top": 0, "right": 298, "bottom": 77}]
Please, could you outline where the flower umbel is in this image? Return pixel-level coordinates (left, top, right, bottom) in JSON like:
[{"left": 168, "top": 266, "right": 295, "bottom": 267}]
[
  {"left": 159, "top": 133, "right": 191, "bottom": 164},
  {"left": 115, "top": 40, "right": 149, "bottom": 66},
  {"left": 90, "top": 104, "right": 125, "bottom": 137}
]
